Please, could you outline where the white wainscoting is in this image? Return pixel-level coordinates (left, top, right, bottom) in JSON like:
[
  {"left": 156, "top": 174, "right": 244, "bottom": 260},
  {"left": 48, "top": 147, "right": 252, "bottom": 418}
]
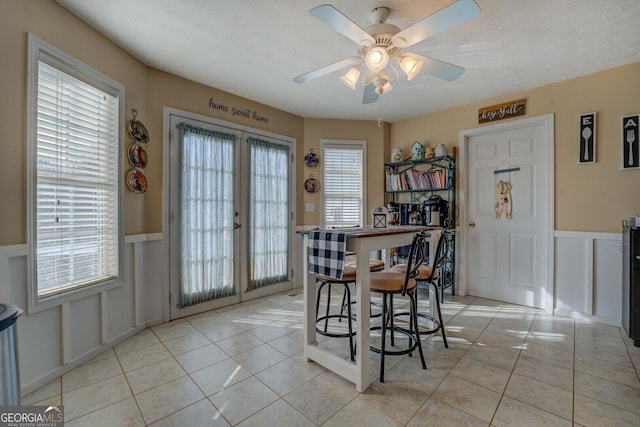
[
  {"left": 554, "top": 231, "right": 623, "bottom": 326},
  {"left": 0, "top": 234, "right": 164, "bottom": 396}
]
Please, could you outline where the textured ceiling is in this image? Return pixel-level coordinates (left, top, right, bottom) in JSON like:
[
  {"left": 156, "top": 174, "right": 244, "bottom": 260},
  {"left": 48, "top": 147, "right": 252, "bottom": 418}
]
[{"left": 57, "top": 0, "right": 640, "bottom": 123}]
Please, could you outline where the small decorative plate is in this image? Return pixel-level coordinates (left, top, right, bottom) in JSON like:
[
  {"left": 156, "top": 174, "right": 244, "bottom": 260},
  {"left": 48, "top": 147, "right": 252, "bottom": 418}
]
[
  {"left": 304, "top": 175, "right": 319, "bottom": 193},
  {"left": 127, "top": 144, "right": 148, "bottom": 168},
  {"left": 304, "top": 149, "right": 319, "bottom": 167},
  {"left": 125, "top": 169, "right": 147, "bottom": 194},
  {"left": 127, "top": 109, "right": 149, "bottom": 143}
]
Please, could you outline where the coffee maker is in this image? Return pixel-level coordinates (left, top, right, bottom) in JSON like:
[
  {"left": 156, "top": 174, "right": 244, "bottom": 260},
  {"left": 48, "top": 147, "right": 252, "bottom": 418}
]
[{"left": 423, "top": 195, "right": 449, "bottom": 227}]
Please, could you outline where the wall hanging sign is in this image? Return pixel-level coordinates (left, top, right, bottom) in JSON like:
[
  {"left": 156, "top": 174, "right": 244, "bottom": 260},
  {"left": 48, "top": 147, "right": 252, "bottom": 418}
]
[
  {"left": 579, "top": 112, "right": 596, "bottom": 164},
  {"left": 208, "top": 97, "right": 270, "bottom": 124},
  {"left": 478, "top": 99, "right": 526, "bottom": 124},
  {"left": 493, "top": 162, "right": 519, "bottom": 220},
  {"left": 494, "top": 181, "right": 513, "bottom": 219},
  {"left": 622, "top": 114, "right": 639, "bottom": 169}
]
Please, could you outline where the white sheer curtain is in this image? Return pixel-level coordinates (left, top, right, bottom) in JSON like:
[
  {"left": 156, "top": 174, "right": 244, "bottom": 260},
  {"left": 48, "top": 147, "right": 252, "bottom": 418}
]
[
  {"left": 178, "top": 123, "right": 236, "bottom": 307},
  {"left": 247, "top": 137, "right": 290, "bottom": 290}
]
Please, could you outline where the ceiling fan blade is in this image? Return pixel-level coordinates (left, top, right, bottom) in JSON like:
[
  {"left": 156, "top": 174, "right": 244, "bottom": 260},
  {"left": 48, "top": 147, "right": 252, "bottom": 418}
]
[
  {"left": 404, "top": 53, "right": 465, "bottom": 81},
  {"left": 392, "top": 0, "right": 480, "bottom": 48},
  {"left": 362, "top": 83, "right": 378, "bottom": 104},
  {"left": 293, "top": 56, "right": 361, "bottom": 84},
  {"left": 310, "top": 4, "right": 375, "bottom": 45}
]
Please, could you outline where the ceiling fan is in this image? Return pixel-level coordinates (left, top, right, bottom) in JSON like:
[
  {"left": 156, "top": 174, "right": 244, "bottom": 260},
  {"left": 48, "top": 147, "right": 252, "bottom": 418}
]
[{"left": 293, "top": 0, "right": 481, "bottom": 106}]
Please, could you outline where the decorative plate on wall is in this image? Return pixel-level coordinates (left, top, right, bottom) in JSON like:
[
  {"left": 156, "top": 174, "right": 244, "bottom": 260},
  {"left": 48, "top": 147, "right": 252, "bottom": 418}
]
[
  {"left": 304, "top": 149, "right": 319, "bottom": 167},
  {"left": 127, "top": 109, "right": 149, "bottom": 143},
  {"left": 127, "top": 144, "right": 148, "bottom": 168},
  {"left": 304, "top": 175, "right": 319, "bottom": 193},
  {"left": 125, "top": 169, "right": 147, "bottom": 194}
]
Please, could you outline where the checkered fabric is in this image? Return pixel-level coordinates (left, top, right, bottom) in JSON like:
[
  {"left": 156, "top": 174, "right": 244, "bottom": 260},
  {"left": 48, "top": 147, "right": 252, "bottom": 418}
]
[{"left": 308, "top": 231, "right": 347, "bottom": 280}]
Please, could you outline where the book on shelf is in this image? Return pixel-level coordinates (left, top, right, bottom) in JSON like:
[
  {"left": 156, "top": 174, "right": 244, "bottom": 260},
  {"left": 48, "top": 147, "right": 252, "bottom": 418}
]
[{"left": 386, "top": 168, "right": 449, "bottom": 192}]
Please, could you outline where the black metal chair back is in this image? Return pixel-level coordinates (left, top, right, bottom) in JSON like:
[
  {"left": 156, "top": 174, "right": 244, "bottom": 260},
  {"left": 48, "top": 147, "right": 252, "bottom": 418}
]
[
  {"left": 400, "top": 231, "right": 431, "bottom": 296},
  {"left": 427, "top": 229, "right": 451, "bottom": 282}
]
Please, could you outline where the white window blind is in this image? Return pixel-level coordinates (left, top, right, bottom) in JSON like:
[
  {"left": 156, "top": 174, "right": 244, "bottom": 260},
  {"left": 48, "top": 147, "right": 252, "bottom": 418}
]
[
  {"left": 32, "top": 55, "right": 120, "bottom": 298},
  {"left": 323, "top": 143, "right": 364, "bottom": 228}
]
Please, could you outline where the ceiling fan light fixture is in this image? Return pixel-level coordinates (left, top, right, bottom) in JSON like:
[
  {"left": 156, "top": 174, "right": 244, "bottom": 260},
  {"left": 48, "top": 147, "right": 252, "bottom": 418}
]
[
  {"left": 365, "top": 46, "right": 390, "bottom": 72},
  {"left": 373, "top": 73, "right": 392, "bottom": 94},
  {"left": 361, "top": 69, "right": 375, "bottom": 86},
  {"left": 340, "top": 66, "right": 361, "bottom": 90},
  {"left": 400, "top": 56, "right": 424, "bottom": 81}
]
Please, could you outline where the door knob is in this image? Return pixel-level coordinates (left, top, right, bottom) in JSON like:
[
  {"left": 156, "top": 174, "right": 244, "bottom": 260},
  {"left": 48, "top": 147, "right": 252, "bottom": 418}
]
[
  {"left": 234, "top": 223, "right": 241, "bottom": 229},
  {"left": 468, "top": 221, "right": 476, "bottom": 227}
]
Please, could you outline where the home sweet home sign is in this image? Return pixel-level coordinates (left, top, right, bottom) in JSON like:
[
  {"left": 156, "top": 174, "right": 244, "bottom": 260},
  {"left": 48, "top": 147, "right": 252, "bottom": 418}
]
[{"left": 478, "top": 99, "right": 526, "bottom": 124}]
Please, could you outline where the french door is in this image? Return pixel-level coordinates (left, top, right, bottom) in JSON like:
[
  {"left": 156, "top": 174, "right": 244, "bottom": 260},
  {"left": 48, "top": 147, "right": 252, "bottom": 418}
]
[{"left": 166, "top": 110, "right": 293, "bottom": 319}]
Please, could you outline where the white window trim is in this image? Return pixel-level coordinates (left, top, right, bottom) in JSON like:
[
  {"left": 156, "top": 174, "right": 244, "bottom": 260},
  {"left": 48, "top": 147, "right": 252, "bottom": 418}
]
[
  {"left": 26, "top": 34, "right": 125, "bottom": 313},
  {"left": 320, "top": 139, "right": 367, "bottom": 228}
]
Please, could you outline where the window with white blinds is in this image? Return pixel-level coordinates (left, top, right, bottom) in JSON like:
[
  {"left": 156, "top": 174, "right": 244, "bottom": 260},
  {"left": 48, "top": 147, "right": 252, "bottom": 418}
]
[
  {"left": 322, "top": 141, "right": 366, "bottom": 228},
  {"left": 27, "top": 35, "right": 123, "bottom": 309}
]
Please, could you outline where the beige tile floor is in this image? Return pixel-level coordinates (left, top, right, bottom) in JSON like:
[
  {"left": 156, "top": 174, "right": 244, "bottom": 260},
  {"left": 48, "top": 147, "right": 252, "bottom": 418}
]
[{"left": 21, "top": 288, "right": 640, "bottom": 426}]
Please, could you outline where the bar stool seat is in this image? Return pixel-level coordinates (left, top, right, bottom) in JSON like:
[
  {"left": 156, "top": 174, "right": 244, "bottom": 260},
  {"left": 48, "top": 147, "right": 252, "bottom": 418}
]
[
  {"left": 390, "top": 264, "right": 437, "bottom": 280},
  {"left": 389, "top": 230, "right": 451, "bottom": 348},
  {"left": 315, "top": 259, "right": 385, "bottom": 361}
]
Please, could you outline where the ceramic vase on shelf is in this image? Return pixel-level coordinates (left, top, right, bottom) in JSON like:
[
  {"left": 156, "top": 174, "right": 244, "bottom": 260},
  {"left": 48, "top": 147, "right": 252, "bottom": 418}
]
[
  {"left": 435, "top": 143, "right": 447, "bottom": 157},
  {"left": 425, "top": 147, "right": 435, "bottom": 158},
  {"left": 391, "top": 146, "right": 403, "bottom": 162}
]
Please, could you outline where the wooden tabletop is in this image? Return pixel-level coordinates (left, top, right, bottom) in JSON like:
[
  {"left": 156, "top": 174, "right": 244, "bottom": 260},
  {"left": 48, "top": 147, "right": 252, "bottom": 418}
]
[{"left": 297, "top": 225, "right": 435, "bottom": 238}]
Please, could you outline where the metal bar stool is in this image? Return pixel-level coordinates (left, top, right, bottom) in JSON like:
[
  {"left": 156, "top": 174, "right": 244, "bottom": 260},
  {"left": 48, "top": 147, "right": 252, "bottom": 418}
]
[
  {"left": 316, "top": 258, "right": 385, "bottom": 362},
  {"left": 369, "top": 231, "right": 429, "bottom": 382},
  {"left": 389, "top": 229, "right": 451, "bottom": 348}
]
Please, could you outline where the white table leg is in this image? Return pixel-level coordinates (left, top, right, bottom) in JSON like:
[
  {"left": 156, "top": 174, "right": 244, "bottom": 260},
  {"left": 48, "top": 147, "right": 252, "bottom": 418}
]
[
  {"left": 354, "top": 246, "right": 370, "bottom": 392},
  {"left": 302, "top": 234, "right": 317, "bottom": 360}
]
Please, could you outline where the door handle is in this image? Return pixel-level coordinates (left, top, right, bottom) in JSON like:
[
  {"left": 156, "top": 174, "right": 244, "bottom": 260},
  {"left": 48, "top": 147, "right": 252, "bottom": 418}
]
[
  {"left": 468, "top": 221, "right": 476, "bottom": 227},
  {"left": 234, "top": 223, "right": 241, "bottom": 229}
]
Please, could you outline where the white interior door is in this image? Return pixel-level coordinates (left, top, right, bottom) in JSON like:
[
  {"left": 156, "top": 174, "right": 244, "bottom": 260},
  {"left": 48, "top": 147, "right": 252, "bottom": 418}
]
[{"left": 460, "top": 115, "right": 554, "bottom": 309}]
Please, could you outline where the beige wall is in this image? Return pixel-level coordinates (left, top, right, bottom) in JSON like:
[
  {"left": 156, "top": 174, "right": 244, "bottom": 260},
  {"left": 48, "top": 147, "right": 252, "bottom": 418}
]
[
  {"left": 391, "top": 62, "right": 640, "bottom": 233},
  {"left": 302, "top": 118, "right": 388, "bottom": 225},
  {"left": 0, "top": 0, "right": 306, "bottom": 245},
  {"left": 144, "top": 69, "right": 304, "bottom": 232},
  {"left": 2, "top": 0, "right": 638, "bottom": 246},
  {"left": 0, "top": 0, "right": 147, "bottom": 244}
]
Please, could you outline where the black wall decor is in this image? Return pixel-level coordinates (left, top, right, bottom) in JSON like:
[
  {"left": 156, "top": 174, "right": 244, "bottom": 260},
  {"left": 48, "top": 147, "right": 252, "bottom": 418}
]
[
  {"left": 622, "top": 114, "right": 639, "bottom": 170},
  {"left": 579, "top": 112, "right": 596, "bottom": 164}
]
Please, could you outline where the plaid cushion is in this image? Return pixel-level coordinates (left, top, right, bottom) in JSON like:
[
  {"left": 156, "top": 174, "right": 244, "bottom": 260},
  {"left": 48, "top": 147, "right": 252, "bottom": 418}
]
[{"left": 308, "top": 231, "right": 347, "bottom": 279}]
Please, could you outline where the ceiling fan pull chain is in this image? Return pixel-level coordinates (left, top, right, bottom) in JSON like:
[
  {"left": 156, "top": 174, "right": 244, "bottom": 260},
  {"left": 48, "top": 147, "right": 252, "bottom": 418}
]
[{"left": 378, "top": 93, "right": 384, "bottom": 127}]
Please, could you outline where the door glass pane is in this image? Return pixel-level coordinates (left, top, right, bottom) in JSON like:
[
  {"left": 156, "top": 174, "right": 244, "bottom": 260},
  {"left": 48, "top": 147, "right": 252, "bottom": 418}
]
[
  {"left": 247, "top": 137, "right": 290, "bottom": 290},
  {"left": 178, "top": 123, "right": 236, "bottom": 307}
]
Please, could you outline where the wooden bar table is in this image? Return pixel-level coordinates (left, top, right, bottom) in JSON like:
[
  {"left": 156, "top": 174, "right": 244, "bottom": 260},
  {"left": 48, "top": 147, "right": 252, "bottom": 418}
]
[{"left": 299, "top": 225, "right": 434, "bottom": 391}]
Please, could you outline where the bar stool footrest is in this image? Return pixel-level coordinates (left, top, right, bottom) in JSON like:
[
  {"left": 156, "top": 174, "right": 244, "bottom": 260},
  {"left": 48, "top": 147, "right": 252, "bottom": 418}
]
[
  {"left": 316, "top": 314, "right": 357, "bottom": 338},
  {"left": 392, "top": 311, "right": 443, "bottom": 336},
  {"left": 369, "top": 325, "right": 420, "bottom": 356}
]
